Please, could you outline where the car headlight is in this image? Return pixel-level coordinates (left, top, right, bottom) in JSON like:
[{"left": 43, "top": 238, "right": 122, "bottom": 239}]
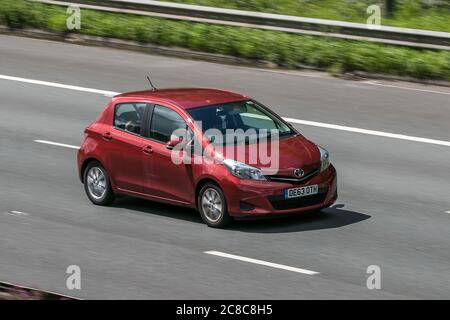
[
  {"left": 318, "top": 145, "right": 330, "bottom": 172},
  {"left": 223, "top": 159, "right": 266, "bottom": 181}
]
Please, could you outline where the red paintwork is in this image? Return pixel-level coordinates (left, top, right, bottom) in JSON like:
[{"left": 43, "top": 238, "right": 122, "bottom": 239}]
[
  {"left": 115, "top": 88, "right": 248, "bottom": 109},
  {"left": 77, "top": 88, "right": 337, "bottom": 217}
]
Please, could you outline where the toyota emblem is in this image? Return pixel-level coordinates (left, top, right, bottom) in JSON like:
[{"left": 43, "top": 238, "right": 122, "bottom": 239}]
[{"left": 294, "top": 168, "right": 304, "bottom": 178}]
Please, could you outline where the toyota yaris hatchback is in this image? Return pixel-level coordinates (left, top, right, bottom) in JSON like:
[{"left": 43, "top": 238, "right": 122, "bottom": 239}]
[{"left": 77, "top": 88, "right": 337, "bottom": 228}]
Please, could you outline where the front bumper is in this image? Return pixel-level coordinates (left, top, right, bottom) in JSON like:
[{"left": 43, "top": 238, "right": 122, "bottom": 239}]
[{"left": 222, "top": 164, "right": 337, "bottom": 217}]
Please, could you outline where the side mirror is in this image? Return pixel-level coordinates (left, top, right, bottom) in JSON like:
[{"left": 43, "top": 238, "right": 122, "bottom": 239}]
[{"left": 166, "top": 136, "right": 184, "bottom": 150}]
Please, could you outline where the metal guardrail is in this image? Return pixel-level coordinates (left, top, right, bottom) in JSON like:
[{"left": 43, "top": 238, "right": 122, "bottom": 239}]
[{"left": 37, "top": 0, "right": 450, "bottom": 50}]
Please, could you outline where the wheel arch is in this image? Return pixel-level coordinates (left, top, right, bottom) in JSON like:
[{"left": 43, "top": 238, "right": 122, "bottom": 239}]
[
  {"left": 194, "top": 177, "right": 222, "bottom": 209},
  {"left": 80, "top": 157, "right": 104, "bottom": 183}
]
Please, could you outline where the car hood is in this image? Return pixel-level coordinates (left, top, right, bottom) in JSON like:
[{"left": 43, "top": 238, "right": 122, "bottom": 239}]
[{"left": 217, "top": 134, "right": 321, "bottom": 176}]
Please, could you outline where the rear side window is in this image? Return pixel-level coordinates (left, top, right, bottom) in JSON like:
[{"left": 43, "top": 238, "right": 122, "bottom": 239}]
[
  {"left": 114, "top": 103, "right": 147, "bottom": 135},
  {"left": 149, "top": 105, "right": 187, "bottom": 143}
]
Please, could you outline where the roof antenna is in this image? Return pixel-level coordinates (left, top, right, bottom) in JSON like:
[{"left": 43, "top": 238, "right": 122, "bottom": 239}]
[{"left": 146, "top": 75, "right": 157, "bottom": 91}]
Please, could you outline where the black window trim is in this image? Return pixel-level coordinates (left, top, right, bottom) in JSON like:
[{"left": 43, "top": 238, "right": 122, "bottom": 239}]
[{"left": 141, "top": 103, "right": 154, "bottom": 138}]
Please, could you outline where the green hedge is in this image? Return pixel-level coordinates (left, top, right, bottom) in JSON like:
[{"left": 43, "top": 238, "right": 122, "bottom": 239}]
[{"left": 1, "top": 0, "right": 450, "bottom": 81}]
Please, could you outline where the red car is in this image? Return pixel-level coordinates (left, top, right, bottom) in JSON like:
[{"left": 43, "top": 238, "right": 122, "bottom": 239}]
[{"left": 77, "top": 88, "right": 337, "bottom": 228}]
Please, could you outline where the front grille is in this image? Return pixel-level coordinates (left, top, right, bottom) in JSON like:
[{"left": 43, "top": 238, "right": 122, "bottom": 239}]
[
  {"left": 268, "top": 187, "right": 328, "bottom": 210},
  {"left": 267, "top": 168, "right": 320, "bottom": 184}
]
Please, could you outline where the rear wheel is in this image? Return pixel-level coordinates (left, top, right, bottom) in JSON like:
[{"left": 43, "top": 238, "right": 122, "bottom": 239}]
[
  {"left": 198, "top": 182, "right": 232, "bottom": 228},
  {"left": 84, "top": 161, "right": 115, "bottom": 206}
]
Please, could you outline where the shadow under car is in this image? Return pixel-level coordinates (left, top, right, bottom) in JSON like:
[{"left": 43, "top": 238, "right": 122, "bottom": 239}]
[{"left": 111, "top": 197, "right": 370, "bottom": 234}]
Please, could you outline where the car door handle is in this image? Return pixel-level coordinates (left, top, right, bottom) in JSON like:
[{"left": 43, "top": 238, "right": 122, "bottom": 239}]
[
  {"left": 142, "top": 145, "right": 153, "bottom": 155},
  {"left": 102, "top": 132, "right": 112, "bottom": 141}
]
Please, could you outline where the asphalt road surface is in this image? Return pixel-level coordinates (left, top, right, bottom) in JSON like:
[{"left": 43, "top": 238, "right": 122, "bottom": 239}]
[{"left": 1, "top": 34, "right": 449, "bottom": 299}]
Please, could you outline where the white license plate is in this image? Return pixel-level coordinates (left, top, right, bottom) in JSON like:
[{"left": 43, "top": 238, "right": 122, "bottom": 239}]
[{"left": 284, "top": 185, "right": 319, "bottom": 199}]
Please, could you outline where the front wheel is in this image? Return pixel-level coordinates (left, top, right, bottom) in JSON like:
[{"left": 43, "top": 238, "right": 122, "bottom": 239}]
[
  {"left": 198, "top": 183, "right": 232, "bottom": 228},
  {"left": 83, "top": 161, "right": 115, "bottom": 206}
]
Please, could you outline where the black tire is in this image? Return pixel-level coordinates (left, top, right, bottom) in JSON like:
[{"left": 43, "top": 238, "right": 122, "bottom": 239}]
[
  {"left": 83, "top": 161, "right": 115, "bottom": 206},
  {"left": 197, "top": 182, "right": 232, "bottom": 228}
]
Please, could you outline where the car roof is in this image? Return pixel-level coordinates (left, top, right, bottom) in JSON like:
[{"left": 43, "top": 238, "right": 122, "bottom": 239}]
[{"left": 114, "top": 88, "right": 249, "bottom": 110}]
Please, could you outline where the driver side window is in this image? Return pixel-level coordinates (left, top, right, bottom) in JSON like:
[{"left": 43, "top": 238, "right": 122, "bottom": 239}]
[{"left": 149, "top": 105, "right": 188, "bottom": 143}]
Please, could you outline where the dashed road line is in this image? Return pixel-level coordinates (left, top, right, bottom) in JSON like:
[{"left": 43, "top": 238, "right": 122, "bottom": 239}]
[
  {"left": 205, "top": 251, "right": 319, "bottom": 275},
  {"left": 34, "top": 140, "right": 80, "bottom": 149},
  {"left": 6, "top": 210, "right": 29, "bottom": 216}
]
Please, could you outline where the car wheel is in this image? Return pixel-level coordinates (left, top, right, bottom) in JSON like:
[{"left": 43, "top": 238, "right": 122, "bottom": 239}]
[
  {"left": 198, "top": 182, "right": 232, "bottom": 228},
  {"left": 84, "top": 161, "right": 115, "bottom": 206}
]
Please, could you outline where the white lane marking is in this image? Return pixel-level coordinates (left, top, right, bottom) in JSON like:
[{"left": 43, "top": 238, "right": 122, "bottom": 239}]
[
  {"left": 6, "top": 210, "right": 29, "bottom": 216},
  {"left": 0, "top": 74, "right": 119, "bottom": 97},
  {"left": 1, "top": 74, "right": 449, "bottom": 147},
  {"left": 445, "top": 211, "right": 450, "bottom": 214},
  {"left": 205, "top": 251, "right": 319, "bottom": 275},
  {"left": 284, "top": 118, "right": 450, "bottom": 147},
  {"left": 363, "top": 80, "right": 450, "bottom": 96},
  {"left": 34, "top": 140, "right": 80, "bottom": 149}
]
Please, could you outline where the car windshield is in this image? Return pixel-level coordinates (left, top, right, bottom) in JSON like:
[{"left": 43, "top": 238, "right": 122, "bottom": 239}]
[{"left": 187, "top": 100, "right": 294, "bottom": 145}]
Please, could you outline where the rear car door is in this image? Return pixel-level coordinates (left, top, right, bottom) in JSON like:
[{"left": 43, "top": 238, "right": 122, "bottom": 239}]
[
  {"left": 142, "top": 104, "right": 195, "bottom": 204},
  {"left": 106, "top": 102, "right": 150, "bottom": 193}
]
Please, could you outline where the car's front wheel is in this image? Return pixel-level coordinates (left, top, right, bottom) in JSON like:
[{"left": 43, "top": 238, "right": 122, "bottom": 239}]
[
  {"left": 198, "top": 182, "right": 232, "bottom": 228},
  {"left": 83, "top": 161, "right": 115, "bottom": 206}
]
